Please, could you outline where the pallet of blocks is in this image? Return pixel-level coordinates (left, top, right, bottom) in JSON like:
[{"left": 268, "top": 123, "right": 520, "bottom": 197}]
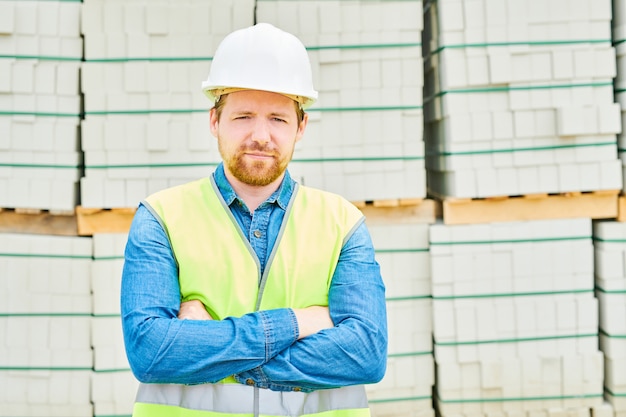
[
  {"left": 80, "top": 0, "right": 255, "bottom": 209},
  {"left": 592, "top": 221, "right": 626, "bottom": 417},
  {"left": 367, "top": 214, "right": 436, "bottom": 417},
  {"left": 91, "top": 233, "right": 138, "bottom": 416},
  {"left": 0, "top": 233, "right": 93, "bottom": 417},
  {"left": 429, "top": 217, "right": 611, "bottom": 417},
  {"left": 422, "top": 0, "right": 622, "bottom": 224},
  {"left": 0, "top": 0, "right": 83, "bottom": 212},
  {"left": 613, "top": 0, "right": 626, "bottom": 206},
  {"left": 257, "top": 0, "right": 427, "bottom": 203}
]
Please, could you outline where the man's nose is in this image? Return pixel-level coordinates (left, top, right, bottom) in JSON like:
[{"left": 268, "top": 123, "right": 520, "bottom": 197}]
[{"left": 252, "top": 119, "right": 271, "bottom": 144}]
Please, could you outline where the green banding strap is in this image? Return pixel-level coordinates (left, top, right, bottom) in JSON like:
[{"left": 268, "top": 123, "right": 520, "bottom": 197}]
[
  {"left": 431, "top": 39, "right": 610, "bottom": 54},
  {"left": 0, "top": 163, "right": 80, "bottom": 169},
  {"left": 0, "top": 54, "right": 82, "bottom": 61},
  {"left": 94, "top": 255, "right": 125, "bottom": 261},
  {"left": 436, "top": 392, "right": 603, "bottom": 404},
  {"left": 0, "top": 366, "right": 92, "bottom": 371},
  {"left": 83, "top": 42, "right": 422, "bottom": 63},
  {"left": 435, "top": 332, "right": 597, "bottom": 347},
  {"left": 310, "top": 105, "right": 422, "bottom": 112},
  {"left": 600, "top": 329, "right": 626, "bottom": 338},
  {"left": 430, "top": 235, "right": 590, "bottom": 246},
  {"left": 292, "top": 156, "right": 424, "bottom": 163},
  {"left": 84, "top": 105, "right": 421, "bottom": 115},
  {"left": 424, "top": 81, "right": 613, "bottom": 104},
  {"left": 307, "top": 42, "right": 421, "bottom": 51},
  {"left": 85, "top": 109, "right": 208, "bottom": 116},
  {"left": 428, "top": 141, "right": 616, "bottom": 157},
  {"left": 386, "top": 295, "right": 431, "bottom": 302},
  {"left": 92, "top": 313, "right": 121, "bottom": 318},
  {"left": 0, "top": 313, "right": 92, "bottom": 317},
  {"left": 595, "top": 286, "right": 626, "bottom": 294},
  {"left": 387, "top": 351, "right": 432, "bottom": 358},
  {"left": 0, "top": 111, "right": 80, "bottom": 118},
  {"left": 85, "top": 57, "right": 213, "bottom": 63},
  {"left": 433, "top": 288, "right": 592, "bottom": 300},
  {"left": 369, "top": 395, "right": 432, "bottom": 404},
  {"left": 376, "top": 248, "right": 429, "bottom": 254},
  {"left": 86, "top": 162, "right": 218, "bottom": 169},
  {"left": 0, "top": 253, "right": 91, "bottom": 259}
]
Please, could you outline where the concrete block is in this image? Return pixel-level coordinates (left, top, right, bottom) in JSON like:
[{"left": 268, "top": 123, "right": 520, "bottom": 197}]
[
  {"left": 0, "top": 2, "right": 14, "bottom": 34},
  {"left": 103, "top": 2, "right": 124, "bottom": 34},
  {"left": 15, "top": 2, "right": 37, "bottom": 34},
  {"left": 58, "top": 3, "right": 80, "bottom": 37}
]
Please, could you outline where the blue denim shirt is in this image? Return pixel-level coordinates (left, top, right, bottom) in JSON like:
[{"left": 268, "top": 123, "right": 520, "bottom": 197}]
[{"left": 121, "top": 164, "right": 388, "bottom": 392}]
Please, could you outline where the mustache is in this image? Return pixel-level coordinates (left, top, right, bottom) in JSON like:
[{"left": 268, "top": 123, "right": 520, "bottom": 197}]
[{"left": 240, "top": 142, "right": 277, "bottom": 154}]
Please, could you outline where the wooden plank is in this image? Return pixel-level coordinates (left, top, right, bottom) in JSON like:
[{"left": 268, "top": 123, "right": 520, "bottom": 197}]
[
  {"left": 359, "top": 199, "right": 440, "bottom": 224},
  {"left": 76, "top": 206, "right": 136, "bottom": 236},
  {"left": 442, "top": 191, "right": 619, "bottom": 225},
  {"left": 0, "top": 209, "right": 78, "bottom": 236},
  {"left": 618, "top": 195, "right": 626, "bottom": 222}
]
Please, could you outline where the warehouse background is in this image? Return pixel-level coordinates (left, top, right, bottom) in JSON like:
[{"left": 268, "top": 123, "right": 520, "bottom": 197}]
[{"left": 1, "top": 0, "right": 626, "bottom": 416}]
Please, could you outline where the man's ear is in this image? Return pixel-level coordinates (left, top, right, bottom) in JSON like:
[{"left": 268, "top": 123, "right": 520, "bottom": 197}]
[
  {"left": 209, "top": 108, "right": 218, "bottom": 137},
  {"left": 295, "top": 113, "right": 308, "bottom": 143}
]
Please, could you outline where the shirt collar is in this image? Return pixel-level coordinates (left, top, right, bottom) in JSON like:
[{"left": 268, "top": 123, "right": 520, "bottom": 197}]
[{"left": 213, "top": 163, "right": 295, "bottom": 210}]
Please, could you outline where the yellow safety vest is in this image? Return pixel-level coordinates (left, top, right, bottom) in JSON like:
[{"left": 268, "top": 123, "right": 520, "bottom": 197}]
[{"left": 135, "top": 176, "right": 370, "bottom": 417}]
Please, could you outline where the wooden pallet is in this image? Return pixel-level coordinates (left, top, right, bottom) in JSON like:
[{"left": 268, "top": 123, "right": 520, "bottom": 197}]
[
  {"left": 440, "top": 190, "right": 619, "bottom": 225},
  {"left": 354, "top": 198, "right": 440, "bottom": 224},
  {"left": 75, "top": 206, "right": 136, "bottom": 236},
  {"left": 0, "top": 208, "right": 78, "bottom": 236}
]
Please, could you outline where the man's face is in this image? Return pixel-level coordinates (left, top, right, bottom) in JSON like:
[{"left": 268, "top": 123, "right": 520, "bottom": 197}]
[{"left": 210, "top": 90, "right": 307, "bottom": 187}]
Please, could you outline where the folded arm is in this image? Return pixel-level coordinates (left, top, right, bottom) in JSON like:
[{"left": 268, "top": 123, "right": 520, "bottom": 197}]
[
  {"left": 234, "top": 223, "right": 388, "bottom": 391},
  {"left": 121, "top": 205, "right": 299, "bottom": 384}
]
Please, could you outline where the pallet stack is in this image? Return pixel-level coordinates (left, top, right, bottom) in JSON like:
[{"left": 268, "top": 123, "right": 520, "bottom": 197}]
[
  {"left": 90, "top": 233, "right": 138, "bottom": 416},
  {"left": 79, "top": 0, "right": 254, "bottom": 208},
  {"left": 430, "top": 218, "right": 604, "bottom": 417},
  {"left": 423, "top": 0, "right": 621, "bottom": 223},
  {"left": 593, "top": 221, "right": 626, "bottom": 417},
  {"left": 256, "top": 0, "right": 426, "bottom": 203},
  {"left": 0, "top": 0, "right": 83, "bottom": 211},
  {"left": 368, "top": 220, "right": 435, "bottom": 416},
  {"left": 0, "top": 233, "right": 93, "bottom": 417},
  {"left": 423, "top": 0, "right": 620, "bottom": 416}
]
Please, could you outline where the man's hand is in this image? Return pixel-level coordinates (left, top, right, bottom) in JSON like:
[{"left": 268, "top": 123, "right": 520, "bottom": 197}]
[
  {"left": 293, "top": 306, "right": 334, "bottom": 340},
  {"left": 178, "top": 299, "right": 214, "bottom": 320}
]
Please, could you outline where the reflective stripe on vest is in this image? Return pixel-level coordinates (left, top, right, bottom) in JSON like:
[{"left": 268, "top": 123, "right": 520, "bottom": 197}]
[
  {"left": 134, "top": 383, "right": 370, "bottom": 417},
  {"left": 136, "top": 177, "right": 369, "bottom": 417}
]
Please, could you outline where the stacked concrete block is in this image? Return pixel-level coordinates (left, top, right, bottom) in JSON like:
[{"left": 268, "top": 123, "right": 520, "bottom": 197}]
[
  {"left": 0, "top": 1, "right": 83, "bottom": 211},
  {"left": 0, "top": 233, "right": 93, "bottom": 417},
  {"left": 80, "top": 0, "right": 255, "bottom": 208},
  {"left": 91, "top": 233, "right": 139, "bottom": 417},
  {"left": 257, "top": 1, "right": 427, "bottom": 202},
  {"left": 423, "top": 0, "right": 622, "bottom": 198},
  {"left": 613, "top": 0, "right": 626, "bottom": 192},
  {"left": 593, "top": 220, "right": 626, "bottom": 416},
  {"left": 430, "top": 218, "right": 605, "bottom": 417},
  {"left": 368, "top": 222, "right": 435, "bottom": 417}
]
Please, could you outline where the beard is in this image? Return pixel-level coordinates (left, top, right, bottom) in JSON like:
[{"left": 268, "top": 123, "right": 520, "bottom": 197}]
[{"left": 220, "top": 141, "right": 293, "bottom": 186}]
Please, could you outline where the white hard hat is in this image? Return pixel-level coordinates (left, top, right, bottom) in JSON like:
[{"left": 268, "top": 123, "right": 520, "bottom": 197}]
[{"left": 201, "top": 23, "right": 318, "bottom": 109}]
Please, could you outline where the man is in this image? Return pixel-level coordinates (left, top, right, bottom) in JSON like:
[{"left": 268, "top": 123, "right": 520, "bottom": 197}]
[{"left": 121, "top": 23, "right": 388, "bottom": 417}]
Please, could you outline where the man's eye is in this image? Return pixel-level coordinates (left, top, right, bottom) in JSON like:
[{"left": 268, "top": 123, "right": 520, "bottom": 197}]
[{"left": 273, "top": 117, "right": 287, "bottom": 123}]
